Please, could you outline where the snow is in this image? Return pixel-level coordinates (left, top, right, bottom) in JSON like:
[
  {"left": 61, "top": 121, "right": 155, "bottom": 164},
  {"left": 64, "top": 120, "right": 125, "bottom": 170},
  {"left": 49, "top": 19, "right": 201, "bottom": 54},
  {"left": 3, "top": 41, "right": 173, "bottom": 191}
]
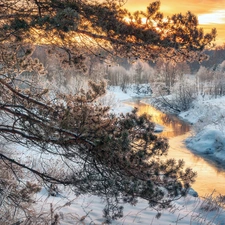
[
  {"left": 103, "top": 85, "right": 152, "bottom": 115},
  {"left": 107, "top": 84, "right": 152, "bottom": 100},
  {"left": 33, "top": 187, "right": 225, "bottom": 225},
  {"left": 179, "top": 96, "right": 225, "bottom": 163},
  {"left": 154, "top": 124, "right": 164, "bottom": 132},
  {"left": 11, "top": 86, "right": 225, "bottom": 224}
]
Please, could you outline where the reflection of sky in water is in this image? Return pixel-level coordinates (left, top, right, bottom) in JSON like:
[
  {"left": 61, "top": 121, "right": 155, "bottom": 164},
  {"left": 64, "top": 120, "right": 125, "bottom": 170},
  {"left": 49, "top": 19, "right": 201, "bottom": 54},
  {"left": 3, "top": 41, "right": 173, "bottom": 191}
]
[
  {"left": 135, "top": 103, "right": 190, "bottom": 138},
  {"left": 126, "top": 100, "right": 225, "bottom": 197}
]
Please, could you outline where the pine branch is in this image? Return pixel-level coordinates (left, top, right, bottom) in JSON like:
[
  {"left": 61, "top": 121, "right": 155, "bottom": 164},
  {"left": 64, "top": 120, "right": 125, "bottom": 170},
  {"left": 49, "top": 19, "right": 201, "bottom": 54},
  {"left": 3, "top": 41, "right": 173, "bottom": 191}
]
[{"left": 0, "top": 152, "right": 71, "bottom": 185}]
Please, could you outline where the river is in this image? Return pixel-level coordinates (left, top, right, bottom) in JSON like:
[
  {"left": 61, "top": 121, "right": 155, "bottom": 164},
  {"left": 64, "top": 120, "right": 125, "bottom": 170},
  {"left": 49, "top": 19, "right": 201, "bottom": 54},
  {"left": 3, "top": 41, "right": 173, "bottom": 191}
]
[{"left": 126, "top": 99, "right": 225, "bottom": 197}]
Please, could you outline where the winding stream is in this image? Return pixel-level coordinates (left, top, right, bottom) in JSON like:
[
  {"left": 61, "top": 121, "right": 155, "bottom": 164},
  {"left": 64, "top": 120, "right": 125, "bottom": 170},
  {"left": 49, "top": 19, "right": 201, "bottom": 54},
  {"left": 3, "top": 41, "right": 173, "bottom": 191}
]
[{"left": 126, "top": 99, "right": 225, "bottom": 197}]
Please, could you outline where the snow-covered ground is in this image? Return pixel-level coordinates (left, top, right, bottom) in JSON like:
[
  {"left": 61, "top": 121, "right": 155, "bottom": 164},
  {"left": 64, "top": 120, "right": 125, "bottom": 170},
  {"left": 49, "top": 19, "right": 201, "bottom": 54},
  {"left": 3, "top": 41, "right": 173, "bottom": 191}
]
[
  {"left": 10, "top": 85, "right": 225, "bottom": 225},
  {"left": 33, "top": 188, "right": 225, "bottom": 225}
]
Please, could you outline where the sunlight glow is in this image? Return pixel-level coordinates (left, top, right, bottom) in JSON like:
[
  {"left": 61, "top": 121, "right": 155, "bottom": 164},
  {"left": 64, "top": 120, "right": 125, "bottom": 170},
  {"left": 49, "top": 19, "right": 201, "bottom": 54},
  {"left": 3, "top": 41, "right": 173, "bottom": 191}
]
[{"left": 198, "top": 10, "right": 225, "bottom": 25}]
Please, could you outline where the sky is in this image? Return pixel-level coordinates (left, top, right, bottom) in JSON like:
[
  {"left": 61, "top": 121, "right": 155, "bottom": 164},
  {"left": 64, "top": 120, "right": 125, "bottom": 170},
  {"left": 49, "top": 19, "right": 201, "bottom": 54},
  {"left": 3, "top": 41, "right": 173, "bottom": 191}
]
[{"left": 124, "top": 0, "right": 225, "bottom": 46}]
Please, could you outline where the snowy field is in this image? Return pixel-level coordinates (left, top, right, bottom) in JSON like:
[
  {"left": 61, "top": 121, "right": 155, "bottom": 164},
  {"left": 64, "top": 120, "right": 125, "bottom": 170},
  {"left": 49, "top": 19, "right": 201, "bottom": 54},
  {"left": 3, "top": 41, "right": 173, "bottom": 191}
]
[{"left": 27, "top": 86, "right": 225, "bottom": 225}]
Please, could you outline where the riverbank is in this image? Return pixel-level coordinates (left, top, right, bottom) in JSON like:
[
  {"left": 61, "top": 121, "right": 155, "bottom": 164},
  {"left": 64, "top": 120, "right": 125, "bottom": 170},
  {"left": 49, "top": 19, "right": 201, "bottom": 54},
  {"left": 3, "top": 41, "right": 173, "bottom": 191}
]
[
  {"left": 144, "top": 94, "right": 225, "bottom": 166},
  {"left": 180, "top": 97, "right": 225, "bottom": 165}
]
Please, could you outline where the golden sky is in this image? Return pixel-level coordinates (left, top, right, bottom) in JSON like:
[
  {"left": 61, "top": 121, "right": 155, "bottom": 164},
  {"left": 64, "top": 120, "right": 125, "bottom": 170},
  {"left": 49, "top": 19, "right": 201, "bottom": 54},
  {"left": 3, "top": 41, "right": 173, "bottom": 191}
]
[{"left": 124, "top": 0, "right": 225, "bottom": 45}]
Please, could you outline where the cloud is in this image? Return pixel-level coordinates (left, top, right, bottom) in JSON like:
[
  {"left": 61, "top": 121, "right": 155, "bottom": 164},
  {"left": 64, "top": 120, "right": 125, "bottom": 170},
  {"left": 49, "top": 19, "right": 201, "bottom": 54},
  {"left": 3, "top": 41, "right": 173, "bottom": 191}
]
[{"left": 198, "top": 10, "right": 225, "bottom": 24}]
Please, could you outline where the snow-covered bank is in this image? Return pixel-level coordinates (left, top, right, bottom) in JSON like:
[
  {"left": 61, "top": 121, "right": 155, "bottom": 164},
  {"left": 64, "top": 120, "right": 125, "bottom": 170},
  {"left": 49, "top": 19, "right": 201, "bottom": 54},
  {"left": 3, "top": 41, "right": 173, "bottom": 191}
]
[
  {"left": 100, "top": 84, "right": 152, "bottom": 114},
  {"left": 179, "top": 96, "right": 225, "bottom": 164}
]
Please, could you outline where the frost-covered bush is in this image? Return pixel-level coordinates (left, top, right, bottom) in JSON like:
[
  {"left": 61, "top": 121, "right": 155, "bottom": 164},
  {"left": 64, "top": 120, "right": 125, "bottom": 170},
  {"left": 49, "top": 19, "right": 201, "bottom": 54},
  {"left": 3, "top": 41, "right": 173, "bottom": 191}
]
[
  {"left": 107, "top": 65, "right": 130, "bottom": 88},
  {"left": 155, "top": 77, "right": 198, "bottom": 113},
  {"left": 170, "top": 78, "right": 198, "bottom": 111},
  {"left": 196, "top": 65, "right": 225, "bottom": 97},
  {"left": 131, "top": 83, "right": 152, "bottom": 95},
  {"left": 200, "top": 193, "right": 225, "bottom": 212},
  {"left": 129, "top": 60, "right": 154, "bottom": 84}
]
